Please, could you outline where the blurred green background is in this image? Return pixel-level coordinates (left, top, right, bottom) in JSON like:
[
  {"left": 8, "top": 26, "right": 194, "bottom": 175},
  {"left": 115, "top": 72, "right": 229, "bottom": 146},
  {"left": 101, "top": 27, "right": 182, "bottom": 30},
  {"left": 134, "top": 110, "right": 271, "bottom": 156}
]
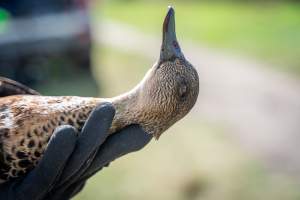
[
  {"left": 3, "top": 0, "right": 296, "bottom": 199},
  {"left": 71, "top": 0, "right": 300, "bottom": 200},
  {"left": 1, "top": 0, "right": 299, "bottom": 199}
]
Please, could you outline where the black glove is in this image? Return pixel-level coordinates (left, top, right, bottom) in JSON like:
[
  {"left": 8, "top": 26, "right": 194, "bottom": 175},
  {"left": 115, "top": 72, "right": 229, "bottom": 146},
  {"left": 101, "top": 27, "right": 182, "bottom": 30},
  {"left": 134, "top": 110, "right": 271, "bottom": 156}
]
[{"left": 0, "top": 103, "right": 152, "bottom": 200}]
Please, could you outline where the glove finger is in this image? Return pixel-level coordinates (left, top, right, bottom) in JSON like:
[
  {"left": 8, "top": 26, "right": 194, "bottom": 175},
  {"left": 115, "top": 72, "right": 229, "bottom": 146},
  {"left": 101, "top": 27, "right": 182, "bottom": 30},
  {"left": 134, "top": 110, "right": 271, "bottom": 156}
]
[
  {"left": 80, "top": 125, "right": 152, "bottom": 181},
  {"left": 50, "top": 125, "right": 151, "bottom": 197},
  {"left": 15, "top": 126, "right": 77, "bottom": 200},
  {"left": 50, "top": 125, "right": 151, "bottom": 198},
  {"left": 56, "top": 103, "right": 115, "bottom": 187}
]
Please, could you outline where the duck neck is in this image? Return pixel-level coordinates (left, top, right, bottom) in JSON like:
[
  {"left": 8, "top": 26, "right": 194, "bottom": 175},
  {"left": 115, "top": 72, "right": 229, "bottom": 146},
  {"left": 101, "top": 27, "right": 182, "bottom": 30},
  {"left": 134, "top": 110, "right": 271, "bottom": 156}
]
[{"left": 107, "top": 87, "right": 140, "bottom": 133}]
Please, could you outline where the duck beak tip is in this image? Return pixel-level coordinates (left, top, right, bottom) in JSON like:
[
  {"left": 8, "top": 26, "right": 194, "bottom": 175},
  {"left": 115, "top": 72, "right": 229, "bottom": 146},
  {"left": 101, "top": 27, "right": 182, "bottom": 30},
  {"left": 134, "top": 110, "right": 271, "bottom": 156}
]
[{"left": 160, "top": 6, "right": 185, "bottom": 62}]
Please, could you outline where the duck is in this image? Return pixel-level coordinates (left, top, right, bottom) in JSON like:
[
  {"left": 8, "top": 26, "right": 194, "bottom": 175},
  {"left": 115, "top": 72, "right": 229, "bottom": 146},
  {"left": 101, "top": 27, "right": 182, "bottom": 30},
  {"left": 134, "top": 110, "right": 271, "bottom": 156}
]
[{"left": 0, "top": 6, "right": 199, "bottom": 183}]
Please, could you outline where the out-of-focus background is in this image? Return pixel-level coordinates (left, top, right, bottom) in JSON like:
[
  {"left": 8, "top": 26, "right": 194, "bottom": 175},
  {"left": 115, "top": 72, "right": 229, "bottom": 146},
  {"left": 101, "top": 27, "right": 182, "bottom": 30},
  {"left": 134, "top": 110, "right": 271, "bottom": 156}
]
[{"left": 1, "top": 0, "right": 300, "bottom": 199}]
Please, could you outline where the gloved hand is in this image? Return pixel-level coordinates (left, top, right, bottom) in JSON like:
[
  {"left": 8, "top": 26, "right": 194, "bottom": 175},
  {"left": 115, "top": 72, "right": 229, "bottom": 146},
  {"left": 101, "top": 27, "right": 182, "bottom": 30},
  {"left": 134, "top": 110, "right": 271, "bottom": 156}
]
[{"left": 0, "top": 103, "right": 152, "bottom": 200}]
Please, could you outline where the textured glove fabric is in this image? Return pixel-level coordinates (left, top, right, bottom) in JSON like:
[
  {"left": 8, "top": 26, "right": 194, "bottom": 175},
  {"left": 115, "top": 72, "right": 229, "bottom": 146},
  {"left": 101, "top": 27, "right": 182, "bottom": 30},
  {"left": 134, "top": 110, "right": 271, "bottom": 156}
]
[
  {"left": 54, "top": 103, "right": 115, "bottom": 187},
  {"left": 50, "top": 125, "right": 152, "bottom": 200}
]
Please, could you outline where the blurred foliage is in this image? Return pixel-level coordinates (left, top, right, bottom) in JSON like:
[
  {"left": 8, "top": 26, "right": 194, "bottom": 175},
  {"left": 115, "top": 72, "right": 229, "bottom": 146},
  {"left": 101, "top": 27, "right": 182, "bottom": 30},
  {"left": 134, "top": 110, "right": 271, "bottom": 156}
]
[
  {"left": 35, "top": 61, "right": 98, "bottom": 97},
  {"left": 91, "top": 46, "right": 149, "bottom": 97},
  {"left": 0, "top": 8, "right": 9, "bottom": 32},
  {"left": 0, "top": 8, "right": 9, "bottom": 21},
  {"left": 97, "top": 1, "right": 300, "bottom": 75}
]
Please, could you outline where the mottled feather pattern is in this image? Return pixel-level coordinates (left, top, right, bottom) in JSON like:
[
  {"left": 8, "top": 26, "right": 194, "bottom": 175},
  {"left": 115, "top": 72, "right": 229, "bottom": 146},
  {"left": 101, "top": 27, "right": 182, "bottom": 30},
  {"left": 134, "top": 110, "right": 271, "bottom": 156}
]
[{"left": 0, "top": 95, "right": 103, "bottom": 182}]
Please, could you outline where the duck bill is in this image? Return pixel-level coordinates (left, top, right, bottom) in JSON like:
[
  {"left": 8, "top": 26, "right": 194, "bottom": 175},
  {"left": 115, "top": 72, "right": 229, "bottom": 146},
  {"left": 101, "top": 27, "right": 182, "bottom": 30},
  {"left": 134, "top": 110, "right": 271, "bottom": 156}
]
[{"left": 159, "top": 6, "right": 185, "bottom": 62}]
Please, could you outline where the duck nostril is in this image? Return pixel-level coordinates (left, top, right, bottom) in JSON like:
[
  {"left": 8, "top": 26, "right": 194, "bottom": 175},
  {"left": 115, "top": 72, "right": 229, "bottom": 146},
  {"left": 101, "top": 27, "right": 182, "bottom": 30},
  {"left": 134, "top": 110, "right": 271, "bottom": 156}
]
[{"left": 173, "top": 41, "right": 179, "bottom": 49}]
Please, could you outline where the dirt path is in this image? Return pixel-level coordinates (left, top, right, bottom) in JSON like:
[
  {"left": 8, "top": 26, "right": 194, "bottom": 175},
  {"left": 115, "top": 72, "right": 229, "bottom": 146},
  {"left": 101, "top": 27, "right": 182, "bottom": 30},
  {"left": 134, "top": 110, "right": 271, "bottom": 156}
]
[{"left": 95, "top": 20, "right": 300, "bottom": 176}]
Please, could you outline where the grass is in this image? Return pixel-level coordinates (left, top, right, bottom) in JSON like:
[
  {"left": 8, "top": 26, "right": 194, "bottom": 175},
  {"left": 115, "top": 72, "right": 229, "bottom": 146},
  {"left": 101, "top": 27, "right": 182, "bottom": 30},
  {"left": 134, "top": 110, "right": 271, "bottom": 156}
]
[
  {"left": 73, "top": 46, "right": 300, "bottom": 200},
  {"left": 95, "top": 1, "right": 300, "bottom": 75}
]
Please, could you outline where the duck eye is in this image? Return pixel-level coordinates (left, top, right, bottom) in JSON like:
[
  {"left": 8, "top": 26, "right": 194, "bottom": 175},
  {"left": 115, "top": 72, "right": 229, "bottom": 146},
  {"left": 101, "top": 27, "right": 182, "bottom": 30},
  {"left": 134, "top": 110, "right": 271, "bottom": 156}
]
[{"left": 179, "top": 84, "right": 187, "bottom": 99}]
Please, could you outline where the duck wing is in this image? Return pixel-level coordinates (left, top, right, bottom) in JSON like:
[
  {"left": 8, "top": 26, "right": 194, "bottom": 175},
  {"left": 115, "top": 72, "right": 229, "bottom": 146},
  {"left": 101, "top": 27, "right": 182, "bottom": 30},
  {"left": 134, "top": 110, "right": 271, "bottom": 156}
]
[{"left": 0, "top": 77, "right": 40, "bottom": 97}]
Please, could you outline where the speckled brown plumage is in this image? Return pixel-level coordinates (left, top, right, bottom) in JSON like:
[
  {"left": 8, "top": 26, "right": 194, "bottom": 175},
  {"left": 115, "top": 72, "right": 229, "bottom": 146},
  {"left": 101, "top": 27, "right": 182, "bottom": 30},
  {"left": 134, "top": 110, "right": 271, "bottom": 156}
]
[
  {"left": 0, "top": 96, "right": 101, "bottom": 181},
  {"left": 0, "top": 7, "right": 199, "bottom": 183}
]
